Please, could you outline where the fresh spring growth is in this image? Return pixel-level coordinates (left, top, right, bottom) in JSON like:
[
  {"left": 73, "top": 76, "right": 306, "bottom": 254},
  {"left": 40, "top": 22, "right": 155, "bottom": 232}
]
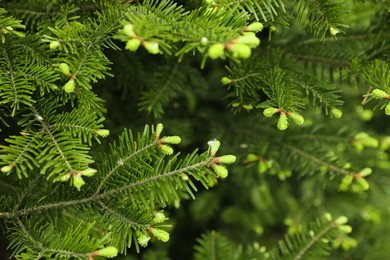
[
  {"left": 95, "top": 129, "right": 110, "bottom": 137},
  {"left": 339, "top": 175, "right": 353, "bottom": 191},
  {"left": 371, "top": 89, "right": 389, "bottom": 99},
  {"left": 208, "top": 139, "right": 221, "bottom": 155},
  {"left": 324, "top": 213, "right": 333, "bottom": 222},
  {"left": 160, "top": 136, "right": 181, "bottom": 144},
  {"left": 73, "top": 174, "right": 85, "bottom": 191},
  {"left": 246, "top": 22, "right": 264, "bottom": 32},
  {"left": 93, "top": 247, "right": 118, "bottom": 258},
  {"left": 122, "top": 24, "right": 135, "bottom": 37},
  {"left": 60, "top": 174, "right": 71, "bottom": 182},
  {"left": 49, "top": 40, "right": 60, "bottom": 49},
  {"left": 144, "top": 41, "right": 160, "bottom": 54},
  {"left": 230, "top": 43, "right": 251, "bottom": 59},
  {"left": 152, "top": 211, "right": 166, "bottom": 224},
  {"left": 236, "top": 32, "right": 260, "bottom": 48},
  {"left": 59, "top": 63, "right": 70, "bottom": 75},
  {"left": 150, "top": 228, "right": 170, "bottom": 242},
  {"left": 221, "top": 77, "right": 233, "bottom": 85},
  {"left": 212, "top": 164, "right": 228, "bottom": 178},
  {"left": 290, "top": 113, "right": 304, "bottom": 125},
  {"left": 329, "top": 26, "right": 340, "bottom": 37},
  {"left": 335, "top": 216, "right": 348, "bottom": 225},
  {"left": 385, "top": 103, "right": 390, "bottom": 116},
  {"left": 201, "top": 37, "right": 209, "bottom": 45},
  {"left": 331, "top": 108, "right": 343, "bottom": 119},
  {"left": 125, "top": 38, "right": 141, "bottom": 52},
  {"left": 277, "top": 113, "right": 289, "bottom": 130},
  {"left": 156, "top": 123, "right": 164, "bottom": 137},
  {"left": 338, "top": 225, "right": 353, "bottom": 233},
  {"left": 263, "top": 107, "right": 279, "bottom": 117},
  {"left": 1, "top": 164, "right": 14, "bottom": 173},
  {"left": 356, "top": 177, "right": 369, "bottom": 190},
  {"left": 359, "top": 167, "right": 372, "bottom": 177},
  {"left": 79, "top": 168, "right": 97, "bottom": 177},
  {"left": 137, "top": 233, "right": 150, "bottom": 247},
  {"left": 159, "top": 144, "right": 174, "bottom": 155},
  {"left": 63, "top": 78, "right": 75, "bottom": 93},
  {"left": 215, "top": 155, "right": 237, "bottom": 164},
  {"left": 208, "top": 43, "right": 225, "bottom": 59}
]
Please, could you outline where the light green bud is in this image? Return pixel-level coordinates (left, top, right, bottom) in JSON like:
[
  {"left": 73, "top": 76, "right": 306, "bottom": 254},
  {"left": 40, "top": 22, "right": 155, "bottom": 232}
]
[
  {"left": 359, "top": 167, "right": 372, "bottom": 177},
  {"left": 208, "top": 139, "right": 221, "bottom": 155},
  {"left": 246, "top": 22, "right": 264, "bottom": 32},
  {"left": 212, "top": 164, "right": 228, "bottom": 178},
  {"left": 80, "top": 168, "right": 97, "bottom": 177},
  {"left": 156, "top": 123, "right": 164, "bottom": 137},
  {"left": 201, "top": 37, "right": 209, "bottom": 45},
  {"left": 144, "top": 42, "right": 160, "bottom": 54},
  {"left": 159, "top": 144, "right": 174, "bottom": 155},
  {"left": 356, "top": 177, "right": 369, "bottom": 190},
  {"left": 385, "top": 103, "right": 390, "bottom": 116},
  {"left": 95, "top": 129, "right": 110, "bottom": 137},
  {"left": 59, "top": 63, "right": 70, "bottom": 75},
  {"left": 372, "top": 89, "right": 389, "bottom": 99},
  {"left": 73, "top": 174, "right": 85, "bottom": 191},
  {"left": 246, "top": 154, "right": 258, "bottom": 162},
  {"left": 230, "top": 43, "right": 251, "bottom": 59},
  {"left": 290, "top": 113, "right": 304, "bottom": 125},
  {"left": 263, "top": 107, "right": 278, "bottom": 117},
  {"left": 236, "top": 32, "right": 260, "bottom": 48},
  {"left": 161, "top": 136, "right": 181, "bottom": 144},
  {"left": 123, "top": 24, "right": 135, "bottom": 37},
  {"left": 329, "top": 26, "right": 340, "bottom": 37},
  {"left": 1, "top": 165, "right": 14, "bottom": 173},
  {"left": 137, "top": 233, "right": 150, "bottom": 247},
  {"left": 208, "top": 43, "right": 225, "bottom": 59},
  {"left": 151, "top": 228, "right": 170, "bottom": 242},
  {"left": 221, "top": 77, "right": 232, "bottom": 85},
  {"left": 50, "top": 41, "right": 60, "bottom": 50},
  {"left": 63, "top": 79, "right": 75, "bottom": 93},
  {"left": 331, "top": 108, "right": 343, "bottom": 119},
  {"left": 152, "top": 211, "right": 166, "bottom": 224},
  {"left": 125, "top": 38, "right": 141, "bottom": 52},
  {"left": 338, "top": 225, "right": 352, "bottom": 233},
  {"left": 277, "top": 113, "right": 288, "bottom": 131},
  {"left": 216, "top": 155, "right": 236, "bottom": 164},
  {"left": 60, "top": 174, "right": 71, "bottom": 182},
  {"left": 324, "top": 213, "right": 332, "bottom": 222},
  {"left": 95, "top": 246, "right": 118, "bottom": 258},
  {"left": 335, "top": 216, "right": 348, "bottom": 225}
]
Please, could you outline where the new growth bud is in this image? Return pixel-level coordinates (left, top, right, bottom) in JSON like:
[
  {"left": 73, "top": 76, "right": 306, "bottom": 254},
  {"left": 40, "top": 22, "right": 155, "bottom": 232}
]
[
  {"left": 329, "top": 26, "right": 340, "bottom": 37},
  {"left": 208, "top": 139, "right": 221, "bottom": 155},
  {"left": 208, "top": 43, "right": 225, "bottom": 59},
  {"left": 331, "top": 108, "right": 343, "bottom": 119},
  {"left": 156, "top": 123, "right": 164, "bottom": 137},
  {"left": 212, "top": 164, "right": 228, "bottom": 178},
  {"left": 79, "top": 168, "right": 97, "bottom": 177},
  {"left": 230, "top": 43, "right": 251, "bottom": 59},
  {"left": 123, "top": 24, "right": 135, "bottom": 37},
  {"left": 290, "top": 113, "right": 304, "bottom": 125},
  {"left": 221, "top": 77, "right": 233, "bottom": 85},
  {"left": 159, "top": 144, "right": 174, "bottom": 155},
  {"left": 215, "top": 155, "right": 237, "bottom": 164},
  {"left": 49, "top": 40, "right": 60, "bottom": 50},
  {"left": 277, "top": 113, "right": 288, "bottom": 130},
  {"left": 1, "top": 164, "right": 14, "bottom": 173},
  {"left": 95, "top": 129, "right": 110, "bottom": 137},
  {"left": 236, "top": 33, "right": 260, "bottom": 48},
  {"left": 63, "top": 78, "right": 75, "bottom": 93},
  {"left": 150, "top": 228, "right": 170, "bottom": 242},
  {"left": 263, "top": 107, "right": 278, "bottom": 117},
  {"left": 152, "top": 211, "right": 166, "bottom": 224},
  {"left": 137, "top": 233, "right": 150, "bottom": 247},
  {"left": 144, "top": 42, "right": 160, "bottom": 54},
  {"left": 246, "top": 22, "right": 264, "bottom": 32},
  {"left": 160, "top": 136, "right": 181, "bottom": 144},
  {"left": 59, "top": 63, "right": 70, "bottom": 75},
  {"left": 125, "top": 38, "right": 141, "bottom": 52},
  {"left": 73, "top": 174, "right": 85, "bottom": 191},
  {"left": 371, "top": 89, "right": 389, "bottom": 99},
  {"left": 385, "top": 103, "right": 390, "bottom": 116},
  {"left": 93, "top": 247, "right": 118, "bottom": 258}
]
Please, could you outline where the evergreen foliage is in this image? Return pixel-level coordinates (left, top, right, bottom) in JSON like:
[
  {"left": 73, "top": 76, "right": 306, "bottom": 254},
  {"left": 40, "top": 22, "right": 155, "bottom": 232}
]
[{"left": 0, "top": 0, "right": 389, "bottom": 259}]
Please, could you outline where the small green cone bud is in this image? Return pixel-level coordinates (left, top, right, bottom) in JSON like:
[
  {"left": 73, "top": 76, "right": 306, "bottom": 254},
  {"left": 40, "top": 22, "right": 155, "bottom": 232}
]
[
  {"left": 161, "top": 136, "right": 181, "bottom": 144},
  {"left": 156, "top": 123, "right": 164, "bottom": 137},
  {"left": 339, "top": 175, "right": 353, "bottom": 191},
  {"left": 207, "top": 174, "right": 217, "bottom": 187},
  {"left": 258, "top": 160, "right": 268, "bottom": 173},
  {"left": 201, "top": 37, "right": 209, "bottom": 45},
  {"left": 95, "top": 246, "right": 118, "bottom": 258},
  {"left": 230, "top": 43, "right": 251, "bottom": 59},
  {"left": 221, "top": 77, "right": 232, "bottom": 85},
  {"left": 208, "top": 139, "right": 221, "bottom": 155},
  {"left": 152, "top": 211, "right": 166, "bottom": 224},
  {"left": 95, "top": 129, "right": 110, "bottom": 137},
  {"left": 150, "top": 228, "right": 170, "bottom": 242},
  {"left": 243, "top": 104, "right": 253, "bottom": 110},
  {"left": 144, "top": 41, "right": 160, "bottom": 54},
  {"left": 60, "top": 174, "right": 71, "bottom": 182},
  {"left": 324, "top": 213, "right": 332, "bottom": 222},
  {"left": 63, "top": 78, "right": 75, "bottom": 93},
  {"left": 246, "top": 154, "right": 258, "bottom": 162},
  {"left": 372, "top": 89, "right": 389, "bottom": 99},
  {"left": 331, "top": 108, "right": 343, "bottom": 119},
  {"left": 335, "top": 216, "right": 348, "bottom": 225},
  {"left": 270, "top": 25, "right": 277, "bottom": 31},
  {"left": 212, "top": 164, "right": 228, "bottom": 178},
  {"left": 215, "top": 155, "right": 236, "bottom": 164},
  {"left": 277, "top": 113, "right": 289, "bottom": 131},
  {"left": 385, "top": 103, "right": 390, "bottom": 116},
  {"left": 359, "top": 167, "right": 372, "bottom": 177},
  {"left": 123, "top": 24, "right": 135, "bottom": 37},
  {"left": 137, "top": 233, "right": 150, "bottom": 247},
  {"left": 246, "top": 22, "right": 264, "bottom": 32},
  {"left": 181, "top": 173, "right": 189, "bottom": 181},
  {"left": 159, "top": 144, "right": 174, "bottom": 155},
  {"left": 356, "top": 177, "right": 369, "bottom": 190},
  {"left": 236, "top": 33, "right": 260, "bottom": 48},
  {"left": 73, "top": 174, "right": 85, "bottom": 191},
  {"left": 49, "top": 41, "right": 60, "bottom": 50},
  {"left": 1, "top": 165, "right": 14, "bottom": 173},
  {"left": 59, "top": 63, "right": 70, "bottom": 75},
  {"left": 338, "top": 225, "right": 352, "bottom": 233},
  {"left": 329, "top": 26, "right": 340, "bottom": 37},
  {"left": 290, "top": 113, "right": 304, "bottom": 125},
  {"left": 80, "top": 168, "right": 97, "bottom": 177},
  {"left": 208, "top": 43, "right": 225, "bottom": 59},
  {"left": 125, "top": 38, "right": 141, "bottom": 52},
  {"left": 263, "top": 107, "right": 278, "bottom": 117}
]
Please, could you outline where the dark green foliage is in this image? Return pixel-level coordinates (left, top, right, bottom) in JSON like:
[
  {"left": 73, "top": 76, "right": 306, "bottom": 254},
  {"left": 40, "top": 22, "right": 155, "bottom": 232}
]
[{"left": 1, "top": 0, "right": 390, "bottom": 259}]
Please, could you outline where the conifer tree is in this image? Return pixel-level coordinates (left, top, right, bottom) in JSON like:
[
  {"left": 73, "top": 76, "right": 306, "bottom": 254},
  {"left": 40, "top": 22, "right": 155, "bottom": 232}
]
[{"left": 0, "top": 0, "right": 389, "bottom": 259}]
